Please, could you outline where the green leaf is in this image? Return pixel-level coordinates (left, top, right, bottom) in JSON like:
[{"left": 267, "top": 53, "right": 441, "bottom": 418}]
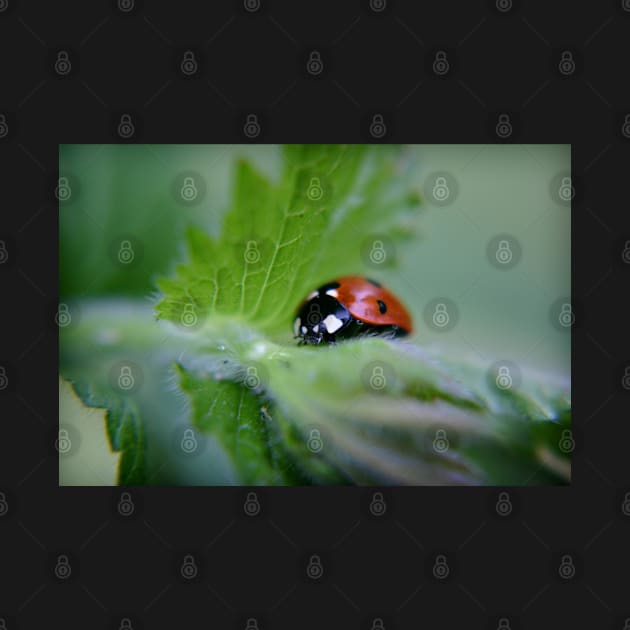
[
  {"left": 58, "top": 378, "right": 119, "bottom": 486},
  {"left": 59, "top": 300, "right": 239, "bottom": 486},
  {"left": 172, "top": 320, "right": 570, "bottom": 485},
  {"left": 60, "top": 304, "right": 150, "bottom": 485},
  {"left": 176, "top": 365, "right": 284, "bottom": 485},
  {"left": 70, "top": 380, "right": 146, "bottom": 485},
  {"left": 155, "top": 145, "right": 420, "bottom": 335}
]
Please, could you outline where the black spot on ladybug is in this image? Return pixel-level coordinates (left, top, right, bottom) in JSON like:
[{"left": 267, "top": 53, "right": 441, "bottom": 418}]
[
  {"left": 318, "top": 281, "right": 340, "bottom": 294},
  {"left": 366, "top": 277, "right": 382, "bottom": 288},
  {"left": 377, "top": 300, "right": 387, "bottom": 314}
]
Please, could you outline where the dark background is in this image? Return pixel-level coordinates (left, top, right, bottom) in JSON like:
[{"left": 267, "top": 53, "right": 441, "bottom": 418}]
[{"left": 1, "top": 0, "right": 629, "bottom": 628}]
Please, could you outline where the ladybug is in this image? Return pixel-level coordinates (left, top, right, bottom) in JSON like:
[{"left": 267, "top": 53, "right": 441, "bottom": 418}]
[{"left": 294, "top": 276, "right": 413, "bottom": 345}]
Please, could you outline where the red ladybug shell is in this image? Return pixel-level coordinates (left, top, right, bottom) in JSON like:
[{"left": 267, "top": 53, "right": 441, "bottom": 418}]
[{"left": 335, "top": 276, "right": 413, "bottom": 333}]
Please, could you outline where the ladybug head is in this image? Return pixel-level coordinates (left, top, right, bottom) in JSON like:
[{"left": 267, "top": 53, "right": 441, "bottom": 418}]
[
  {"left": 294, "top": 294, "right": 350, "bottom": 346},
  {"left": 298, "top": 328, "right": 324, "bottom": 346}
]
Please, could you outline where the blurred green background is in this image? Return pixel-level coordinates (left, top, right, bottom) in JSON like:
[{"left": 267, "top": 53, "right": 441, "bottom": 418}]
[{"left": 60, "top": 144, "right": 570, "bottom": 374}]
